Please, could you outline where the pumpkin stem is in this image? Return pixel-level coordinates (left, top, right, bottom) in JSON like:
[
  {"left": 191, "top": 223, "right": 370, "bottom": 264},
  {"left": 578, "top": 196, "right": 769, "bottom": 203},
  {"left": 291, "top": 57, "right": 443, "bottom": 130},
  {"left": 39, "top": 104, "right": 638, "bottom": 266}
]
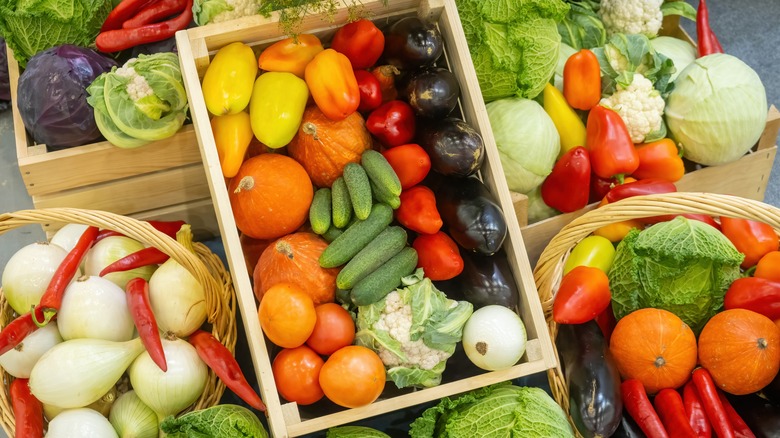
[
  {"left": 654, "top": 356, "right": 666, "bottom": 368},
  {"left": 758, "top": 337, "right": 768, "bottom": 350},
  {"left": 234, "top": 176, "right": 255, "bottom": 193},
  {"left": 276, "top": 241, "right": 294, "bottom": 260},
  {"left": 302, "top": 122, "right": 319, "bottom": 141}
]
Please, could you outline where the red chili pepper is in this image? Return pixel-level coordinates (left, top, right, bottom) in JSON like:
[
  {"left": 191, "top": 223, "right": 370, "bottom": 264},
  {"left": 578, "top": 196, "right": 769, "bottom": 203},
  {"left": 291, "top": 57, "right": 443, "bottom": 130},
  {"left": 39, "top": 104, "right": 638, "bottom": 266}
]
[
  {"left": 718, "top": 391, "right": 756, "bottom": 438},
  {"left": 126, "top": 278, "right": 167, "bottom": 372},
  {"left": 122, "top": 0, "right": 187, "bottom": 29},
  {"left": 724, "top": 277, "right": 780, "bottom": 321},
  {"left": 0, "top": 307, "right": 47, "bottom": 357},
  {"left": 720, "top": 217, "right": 779, "bottom": 269},
  {"left": 587, "top": 105, "right": 640, "bottom": 179},
  {"left": 696, "top": 0, "right": 724, "bottom": 57},
  {"left": 189, "top": 330, "right": 266, "bottom": 411},
  {"left": 632, "top": 138, "right": 685, "bottom": 182},
  {"left": 101, "top": 0, "right": 155, "bottom": 31},
  {"left": 96, "top": 0, "right": 193, "bottom": 53},
  {"left": 621, "top": 379, "right": 670, "bottom": 438},
  {"left": 381, "top": 144, "right": 431, "bottom": 190},
  {"left": 605, "top": 178, "right": 677, "bottom": 204},
  {"left": 366, "top": 100, "right": 416, "bottom": 147},
  {"left": 692, "top": 368, "right": 736, "bottom": 438},
  {"left": 595, "top": 304, "right": 617, "bottom": 342},
  {"left": 99, "top": 247, "right": 170, "bottom": 277},
  {"left": 654, "top": 389, "right": 698, "bottom": 438},
  {"left": 683, "top": 380, "right": 712, "bottom": 438},
  {"left": 33, "top": 226, "right": 99, "bottom": 327},
  {"left": 354, "top": 69, "right": 383, "bottom": 113},
  {"left": 96, "top": 220, "right": 186, "bottom": 242},
  {"left": 10, "top": 378, "right": 43, "bottom": 438},
  {"left": 330, "top": 19, "right": 385, "bottom": 70},
  {"left": 396, "top": 185, "right": 443, "bottom": 235},
  {"left": 553, "top": 266, "right": 612, "bottom": 324},
  {"left": 639, "top": 214, "right": 721, "bottom": 230},
  {"left": 412, "top": 231, "right": 464, "bottom": 281},
  {"left": 563, "top": 49, "right": 602, "bottom": 110},
  {"left": 755, "top": 251, "right": 780, "bottom": 282},
  {"left": 541, "top": 146, "right": 591, "bottom": 213}
]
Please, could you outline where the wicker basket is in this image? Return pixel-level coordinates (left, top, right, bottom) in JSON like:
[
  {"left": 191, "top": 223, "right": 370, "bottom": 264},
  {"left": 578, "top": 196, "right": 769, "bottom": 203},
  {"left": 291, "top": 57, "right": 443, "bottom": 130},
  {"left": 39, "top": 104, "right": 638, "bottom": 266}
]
[
  {"left": 533, "top": 192, "right": 780, "bottom": 436},
  {"left": 0, "top": 208, "right": 237, "bottom": 436}
]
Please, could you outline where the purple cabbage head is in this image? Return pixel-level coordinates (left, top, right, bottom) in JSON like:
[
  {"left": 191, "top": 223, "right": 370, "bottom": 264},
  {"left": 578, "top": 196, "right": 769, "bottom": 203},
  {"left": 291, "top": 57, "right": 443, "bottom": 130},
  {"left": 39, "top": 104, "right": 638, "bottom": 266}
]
[
  {"left": 17, "top": 44, "right": 117, "bottom": 148},
  {"left": 0, "top": 38, "right": 10, "bottom": 101}
]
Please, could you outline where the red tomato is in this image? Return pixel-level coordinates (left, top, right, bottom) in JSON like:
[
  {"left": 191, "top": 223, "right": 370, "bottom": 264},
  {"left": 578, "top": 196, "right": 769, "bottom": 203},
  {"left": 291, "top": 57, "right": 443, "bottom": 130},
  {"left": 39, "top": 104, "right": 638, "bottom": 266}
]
[
  {"left": 319, "top": 346, "right": 385, "bottom": 408},
  {"left": 721, "top": 217, "right": 779, "bottom": 269},
  {"left": 553, "top": 266, "right": 612, "bottom": 324},
  {"left": 330, "top": 19, "right": 384, "bottom": 70},
  {"left": 306, "top": 303, "right": 356, "bottom": 356},
  {"left": 412, "top": 231, "right": 464, "bottom": 281},
  {"left": 354, "top": 69, "right": 383, "bottom": 113},
  {"left": 381, "top": 144, "right": 431, "bottom": 190},
  {"left": 272, "top": 346, "right": 324, "bottom": 405}
]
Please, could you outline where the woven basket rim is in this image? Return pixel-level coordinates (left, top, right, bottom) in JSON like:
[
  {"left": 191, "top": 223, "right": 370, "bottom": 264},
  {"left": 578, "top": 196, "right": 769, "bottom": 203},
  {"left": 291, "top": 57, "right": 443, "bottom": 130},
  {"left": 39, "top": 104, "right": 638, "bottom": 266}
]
[
  {"left": 532, "top": 192, "right": 780, "bottom": 437},
  {"left": 0, "top": 208, "right": 237, "bottom": 436}
]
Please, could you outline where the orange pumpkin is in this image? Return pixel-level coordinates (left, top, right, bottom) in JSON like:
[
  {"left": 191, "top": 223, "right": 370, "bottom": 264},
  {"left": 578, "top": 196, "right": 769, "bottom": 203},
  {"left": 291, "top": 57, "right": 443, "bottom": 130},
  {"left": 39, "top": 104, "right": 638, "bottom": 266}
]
[
  {"left": 253, "top": 232, "right": 337, "bottom": 304},
  {"left": 287, "top": 106, "right": 372, "bottom": 188},
  {"left": 699, "top": 308, "right": 780, "bottom": 395},
  {"left": 228, "top": 154, "right": 313, "bottom": 240},
  {"left": 610, "top": 308, "right": 698, "bottom": 394}
]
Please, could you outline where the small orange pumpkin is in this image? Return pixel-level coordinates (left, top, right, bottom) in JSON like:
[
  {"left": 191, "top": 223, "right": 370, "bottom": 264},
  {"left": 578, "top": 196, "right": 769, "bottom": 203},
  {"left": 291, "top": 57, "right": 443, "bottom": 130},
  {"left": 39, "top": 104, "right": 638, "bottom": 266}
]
[
  {"left": 610, "top": 308, "right": 698, "bottom": 394},
  {"left": 699, "top": 308, "right": 780, "bottom": 395},
  {"left": 253, "top": 232, "right": 337, "bottom": 304},
  {"left": 287, "top": 106, "right": 371, "bottom": 188},
  {"left": 228, "top": 154, "right": 313, "bottom": 240}
]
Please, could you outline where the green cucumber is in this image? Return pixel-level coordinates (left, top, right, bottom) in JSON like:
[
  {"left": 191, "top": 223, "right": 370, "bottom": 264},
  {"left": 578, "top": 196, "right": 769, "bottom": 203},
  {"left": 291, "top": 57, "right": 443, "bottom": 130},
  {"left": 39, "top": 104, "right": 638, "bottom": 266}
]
[
  {"left": 370, "top": 179, "right": 401, "bottom": 209},
  {"left": 361, "top": 150, "right": 402, "bottom": 197},
  {"left": 309, "top": 188, "right": 332, "bottom": 235},
  {"left": 331, "top": 177, "right": 352, "bottom": 229},
  {"left": 350, "top": 247, "right": 418, "bottom": 306},
  {"left": 342, "top": 163, "right": 373, "bottom": 220},
  {"left": 322, "top": 225, "right": 344, "bottom": 243},
  {"left": 336, "top": 226, "right": 408, "bottom": 290},
  {"left": 319, "top": 203, "right": 394, "bottom": 268}
]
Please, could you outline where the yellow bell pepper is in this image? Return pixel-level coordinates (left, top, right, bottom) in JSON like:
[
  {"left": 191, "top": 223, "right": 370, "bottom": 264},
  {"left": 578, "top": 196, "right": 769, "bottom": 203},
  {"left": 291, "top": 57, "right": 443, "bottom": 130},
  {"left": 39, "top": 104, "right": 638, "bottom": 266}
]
[
  {"left": 593, "top": 219, "right": 644, "bottom": 243},
  {"left": 211, "top": 112, "right": 254, "bottom": 178},
  {"left": 249, "top": 72, "right": 309, "bottom": 149},
  {"left": 257, "top": 34, "right": 324, "bottom": 78},
  {"left": 543, "top": 83, "right": 587, "bottom": 157},
  {"left": 201, "top": 42, "right": 258, "bottom": 116}
]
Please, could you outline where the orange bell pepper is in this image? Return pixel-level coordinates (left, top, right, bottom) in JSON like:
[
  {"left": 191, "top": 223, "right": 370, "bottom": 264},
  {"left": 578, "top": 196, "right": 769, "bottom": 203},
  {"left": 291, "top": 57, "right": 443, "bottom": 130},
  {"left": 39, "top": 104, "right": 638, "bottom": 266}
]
[
  {"left": 563, "top": 49, "right": 602, "bottom": 110},
  {"left": 305, "top": 49, "right": 360, "bottom": 121},
  {"left": 632, "top": 139, "right": 685, "bottom": 182},
  {"left": 258, "top": 34, "right": 324, "bottom": 78},
  {"left": 593, "top": 219, "right": 644, "bottom": 243}
]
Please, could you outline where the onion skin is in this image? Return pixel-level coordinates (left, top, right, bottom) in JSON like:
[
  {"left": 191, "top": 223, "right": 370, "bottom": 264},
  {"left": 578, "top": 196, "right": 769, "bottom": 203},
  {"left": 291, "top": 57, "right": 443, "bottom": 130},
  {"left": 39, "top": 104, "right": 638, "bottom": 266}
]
[{"left": 84, "top": 236, "right": 156, "bottom": 290}]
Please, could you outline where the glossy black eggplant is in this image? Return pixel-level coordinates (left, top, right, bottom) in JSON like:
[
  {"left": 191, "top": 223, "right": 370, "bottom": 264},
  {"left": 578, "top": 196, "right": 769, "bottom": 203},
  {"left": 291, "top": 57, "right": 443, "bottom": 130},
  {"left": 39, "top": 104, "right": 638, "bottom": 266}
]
[
  {"left": 611, "top": 414, "right": 645, "bottom": 438},
  {"left": 403, "top": 67, "right": 460, "bottom": 119},
  {"left": 557, "top": 321, "right": 623, "bottom": 438},
  {"left": 383, "top": 17, "right": 443, "bottom": 69},
  {"left": 439, "top": 250, "right": 518, "bottom": 309},
  {"left": 434, "top": 176, "right": 507, "bottom": 256},
  {"left": 417, "top": 118, "right": 485, "bottom": 177},
  {"left": 725, "top": 393, "right": 780, "bottom": 438}
]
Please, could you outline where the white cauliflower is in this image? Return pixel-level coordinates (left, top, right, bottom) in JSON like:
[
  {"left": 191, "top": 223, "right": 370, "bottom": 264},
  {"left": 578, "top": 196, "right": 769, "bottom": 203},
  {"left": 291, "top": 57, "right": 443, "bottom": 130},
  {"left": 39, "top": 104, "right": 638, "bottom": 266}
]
[
  {"left": 115, "top": 65, "right": 154, "bottom": 102},
  {"left": 599, "top": 0, "right": 664, "bottom": 38},
  {"left": 600, "top": 73, "right": 665, "bottom": 144},
  {"left": 193, "top": 0, "right": 261, "bottom": 26}
]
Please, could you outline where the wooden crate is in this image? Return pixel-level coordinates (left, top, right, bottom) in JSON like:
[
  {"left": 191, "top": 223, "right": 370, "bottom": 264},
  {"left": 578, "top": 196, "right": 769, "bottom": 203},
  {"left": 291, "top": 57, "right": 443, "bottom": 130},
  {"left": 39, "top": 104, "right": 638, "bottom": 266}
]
[
  {"left": 5, "top": 47, "right": 219, "bottom": 238},
  {"left": 511, "top": 17, "right": 780, "bottom": 267},
  {"left": 176, "top": 0, "right": 556, "bottom": 436}
]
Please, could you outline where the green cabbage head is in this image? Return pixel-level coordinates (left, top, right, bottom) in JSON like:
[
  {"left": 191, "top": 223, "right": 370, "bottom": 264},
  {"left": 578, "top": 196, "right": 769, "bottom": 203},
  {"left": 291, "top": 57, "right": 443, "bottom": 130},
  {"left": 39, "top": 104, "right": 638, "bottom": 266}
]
[
  {"left": 649, "top": 36, "right": 696, "bottom": 81},
  {"left": 609, "top": 217, "right": 744, "bottom": 333},
  {"left": 160, "top": 405, "right": 268, "bottom": 438},
  {"left": 487, "top": 98, "right": 561, "bottom": 194},
  {"left": 665, "top": 53, "right": 767, "bottom": 166}
]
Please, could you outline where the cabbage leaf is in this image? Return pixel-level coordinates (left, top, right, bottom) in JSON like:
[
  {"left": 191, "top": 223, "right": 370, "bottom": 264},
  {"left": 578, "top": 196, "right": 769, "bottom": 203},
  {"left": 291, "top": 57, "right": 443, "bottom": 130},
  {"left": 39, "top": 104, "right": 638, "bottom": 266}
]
[
  {"left": 592, "top": 33, "right": 676, "bottom": 96},
  {"left": 160, "top": 405, "right": 268, "bottom": 438},
  {"left": 326, "top": 426, "right": 391, "bottom": 437}
]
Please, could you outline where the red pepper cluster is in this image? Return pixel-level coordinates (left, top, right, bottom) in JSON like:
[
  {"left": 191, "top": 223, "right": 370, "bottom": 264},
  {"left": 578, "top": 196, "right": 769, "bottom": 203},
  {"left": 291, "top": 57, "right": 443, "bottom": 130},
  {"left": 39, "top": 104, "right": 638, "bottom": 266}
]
[{"left": 96, "top": 0, "right": 194, "bottom": 53}]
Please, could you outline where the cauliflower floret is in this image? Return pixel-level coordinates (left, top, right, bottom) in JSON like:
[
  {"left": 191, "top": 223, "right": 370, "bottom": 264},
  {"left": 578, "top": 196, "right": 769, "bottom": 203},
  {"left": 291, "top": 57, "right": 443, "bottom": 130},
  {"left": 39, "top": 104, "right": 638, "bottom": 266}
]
[
  {"left": 114, "top": 65, "right": 154, "bottom": 101},
  {"left": 373, "top": 292, "right": 451, "bottom": 371},
  {"left": 193, "top": 0, "right": 261, "bottom": 26},
  {"left": 600, "top": 73, "right": 665, "bottom": 144},
  {"left": 600, "top": 0, "right": 664, "bottom": 38}
]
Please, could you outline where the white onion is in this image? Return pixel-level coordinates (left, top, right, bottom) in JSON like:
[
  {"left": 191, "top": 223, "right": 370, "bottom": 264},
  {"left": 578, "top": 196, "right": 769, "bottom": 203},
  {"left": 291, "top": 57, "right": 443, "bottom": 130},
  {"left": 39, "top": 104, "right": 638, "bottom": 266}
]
[
  {"left": 49, "top": 224, "right": 90, "bottom": 253},
  {"left": 109, "top": 390, "right": 158, "bottom": 438},
  {"left": 84, "top": 236, "right": 156, "bottom": 289},
  {"left": 1, "top": 242, "right": 80, "bottom": 315},
  {"left": 44, "top": 408, "right": 118, "bottom": 438},
  {"left": 462, "top": 305, "right": 527, "bottom": 371},
  {"left": 44, "top": 386, "right": 117, "bottom": 421},
  {"left": 30, "top": 337, "right": 144, "bottom": 408},
  {"left": 57, "top": 276, "right": 134, "bottom": 342},
  {"left": 129, "top": 338, "right": 208, "bottom": 421},
  {"left": 149, "top": 259, "right": 206, "bottom": 337},
  {"left": 0, "top": 323, "right": 62, "bottom": 378}
]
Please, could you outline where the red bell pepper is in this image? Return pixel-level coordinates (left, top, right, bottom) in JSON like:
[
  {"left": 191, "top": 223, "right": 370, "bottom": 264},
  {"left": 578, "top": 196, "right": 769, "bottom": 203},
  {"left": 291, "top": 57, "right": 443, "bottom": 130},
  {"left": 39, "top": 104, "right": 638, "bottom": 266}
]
[
  {"left": 696, "top": 0, "right": 724, "bottom": 57},
  {"left": 10, "top": 378, "right": 43, "bottom": 438},
  {"left": 724, "top": 277, "right": 780, "bottom": 321},
  {"left": 563, "top": 49, "right": 602, "bottom": 110},
  {"left": 541, "top": 146, "right": 591, "bottom": 213},
  {"left": 632, "top": 138, "right": 685, "bottom": 182},
  {"left": 683, "top": 380, "right": 712, "bottom": 438},
  {"left": 100, "top": 247, "right": 170, "bottom": 277},
  {"left": 587, "top": 105, "right": 640, "bottom": 179},
  {"left": 96, "top": 0, "right": 193, "bottom": 52},
  {"left": 381, "top": 144, "right": 431, "bottom": 190},
  {"left": 654, "top": 389, "right": 698, "bottom": 438},
  {"left": 692, "top": 368, "right": 736, "bottom": 438},
  {"left": 126, "top": 278, "right": 167, "bottom": 372},
  {"left": 366, "top": 100, "right": 416, "bottom": 147},
  {"left": 396, "top": 185, "right": 443, "bottom": 235},
  {"left": 589, "top": 174, "right": 620, "bottom": 203},
  {"left": 553, "top": 266, "right": 611, "bottom": 324},
  {"left": 354, "top": 69, "right": 383, "bottom": 113},
  {"left": 621, "top": 379, "right": 669, "bottom": 438},
  {"left": 755, "top": 251, "right": 780, "bottom": 282},
  {"left": 720, "top": 217, "right": 779, "bottom": 269},
  {"left": 717, "top": 391, "right": 756, "bottom": 438},
  {"left": 605, "top": 178, "right": 677, "bottom": 204},
  {"left": 412, "top": 231, "right": 464, "bottom": 281},
  {"left": 330, "top": 19, "right": 385, "bottom": 70}
]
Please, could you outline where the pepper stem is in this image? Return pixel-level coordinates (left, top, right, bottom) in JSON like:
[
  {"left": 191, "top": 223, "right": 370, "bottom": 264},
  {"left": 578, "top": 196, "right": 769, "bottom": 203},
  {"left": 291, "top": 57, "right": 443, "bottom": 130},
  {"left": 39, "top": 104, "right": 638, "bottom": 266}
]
[{"left": 31, "top": 308, "right": 55, "bottom": 328}]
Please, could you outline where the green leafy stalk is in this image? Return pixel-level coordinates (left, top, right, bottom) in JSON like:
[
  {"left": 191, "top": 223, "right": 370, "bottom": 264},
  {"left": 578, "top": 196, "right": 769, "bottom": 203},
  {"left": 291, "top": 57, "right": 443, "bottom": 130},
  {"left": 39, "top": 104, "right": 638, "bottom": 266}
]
[{"left": 259, "top": 0, "right": 388, "bottom": 37}]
